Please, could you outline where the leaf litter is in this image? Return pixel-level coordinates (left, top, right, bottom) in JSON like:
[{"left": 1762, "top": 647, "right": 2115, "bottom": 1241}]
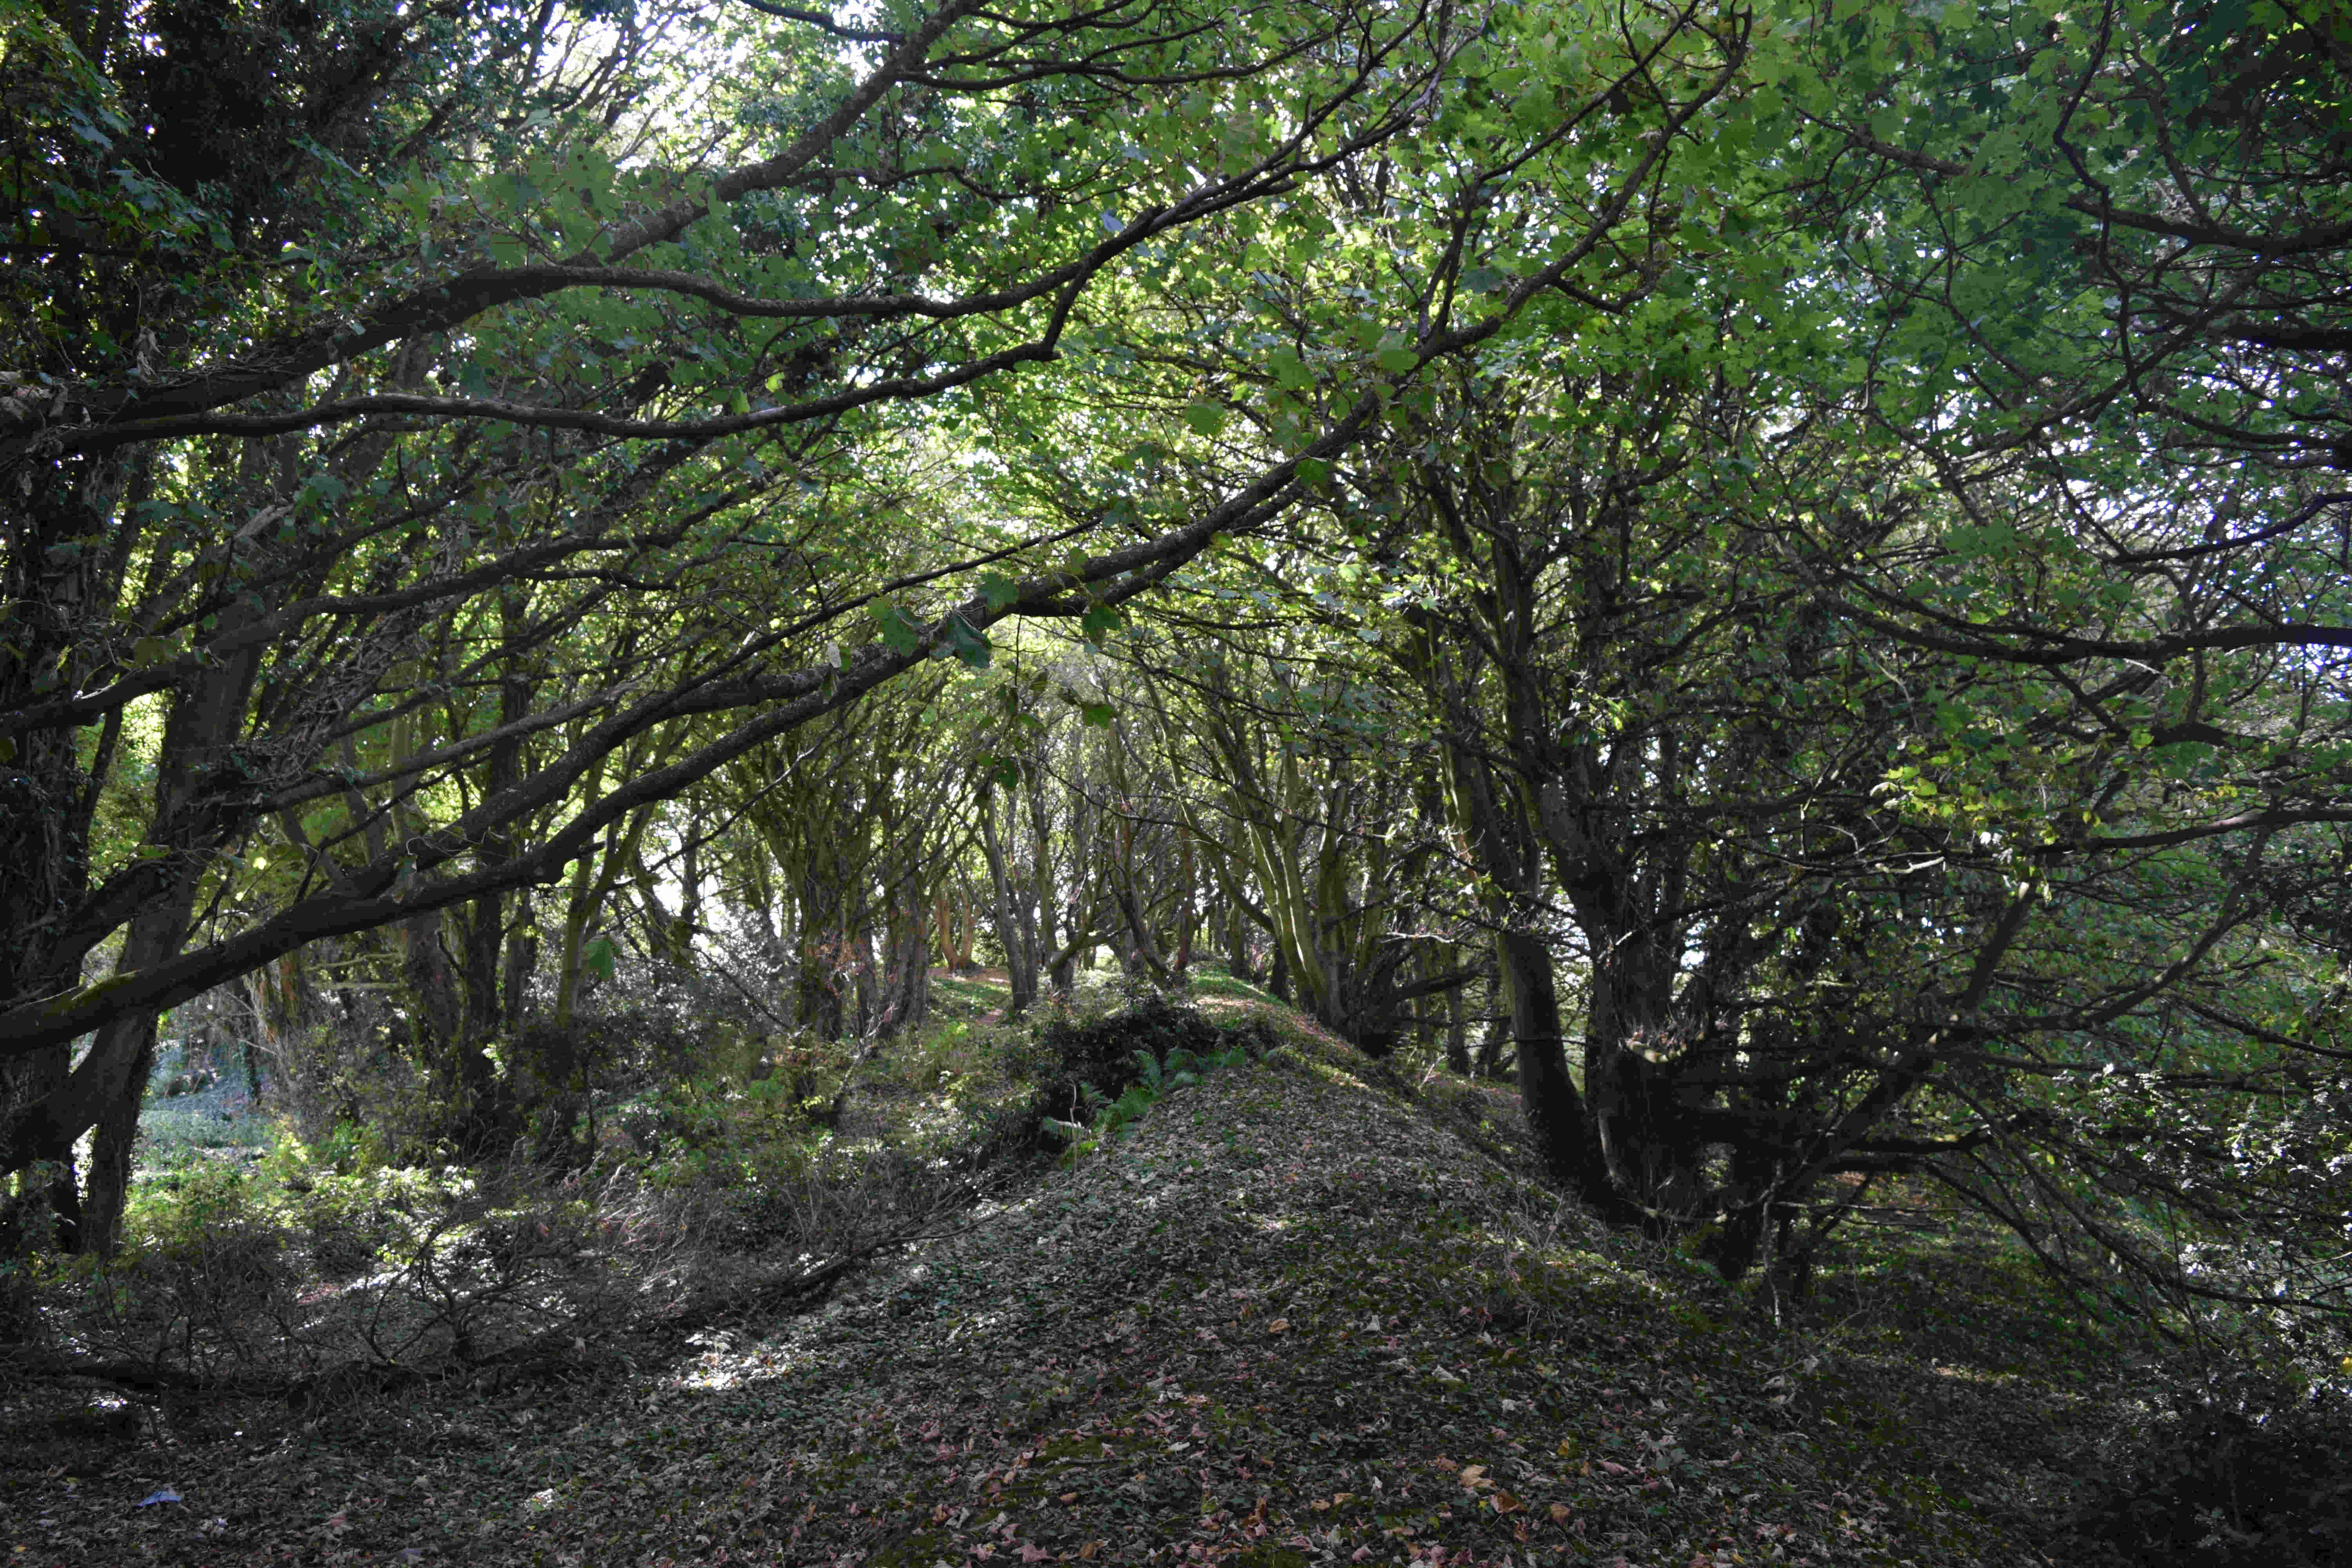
[{"left": 3, "top": 1014, "right": 2147, "bottom": 1565}]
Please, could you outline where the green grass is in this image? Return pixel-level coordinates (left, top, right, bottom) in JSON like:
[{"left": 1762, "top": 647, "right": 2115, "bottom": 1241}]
[{"left": 1177, "top": 964, "right": 1280, "bottom": 1005}]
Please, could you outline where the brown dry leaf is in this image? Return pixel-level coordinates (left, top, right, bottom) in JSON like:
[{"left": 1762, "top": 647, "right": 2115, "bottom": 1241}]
[
  {"left": 1267, "top": 1319, "right": 1290, "bottom": 1334},
  {"left": 1549, "top": 1503, "right": 1572, "bottom": 1524}
]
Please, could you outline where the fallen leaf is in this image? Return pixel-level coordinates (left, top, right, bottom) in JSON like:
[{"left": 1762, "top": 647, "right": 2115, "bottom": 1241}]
[
  {"left": 1078, "top": 1543, "right": 1100, "bottom": 1561},
  {"left": 1058, "top": 1493, "right": 1078, "bottom": 1504},
  {"left": 1268, "top": 1319, "right": 1290, "bottom": 1334},
  {"left": 1430, "top": 1457, "right": 1459, "bottom": 1472},
  {"left": 1492, "top": 1490, "right": 1524, "bottom": 1514},
  {"left": 1599, "top": 1460, "right": 1629, "bottom": 1476},
  {"left": 136, "top": 1489, "right": 182, "bottom": 1509},
  {"left": 1550, "top": 1503, "right": 1572, "bottom": 1524}
]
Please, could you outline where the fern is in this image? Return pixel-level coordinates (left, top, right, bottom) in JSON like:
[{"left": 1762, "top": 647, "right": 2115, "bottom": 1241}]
[{"left": 1054, "top": 1034, "right": 1258, "bottom": 1165}]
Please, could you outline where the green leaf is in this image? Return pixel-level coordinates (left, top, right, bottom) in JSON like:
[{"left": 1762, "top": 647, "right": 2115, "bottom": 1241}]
[
  {"left": 945, "top": 617, "right": 993, "bottom": 670},
  {"left": 1182, "top": 401, "right": 1229, "bottom": 437},
  {"left": 1081, "top": 604, "right": 1123, "bottom": 642},
  {"left": 1375, "top": 345, "right": 1419, "bottom": 375},
  {"left": 979, "top": 572, "right": 1021, "bottom": 610},
  {"left": 1080, "top": 701, "right": 1115, "bottom": 728},
  {"left": 870, "top": 603, "right": 922, "bottom": 654}
]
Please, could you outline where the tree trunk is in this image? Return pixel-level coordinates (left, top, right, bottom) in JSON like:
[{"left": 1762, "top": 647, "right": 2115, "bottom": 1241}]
[
  {"left": 0, "top": 454, "right": 139, "bottom": 1203},
  {"left": 1497, "top": 927, "right": 1633, "bottom": 1222},
  {"left": 1115, "top": 877, "right": 1177, "bottom": 989},
  {"left": 879, "top": 873, "right": 932, "bottom": 1041},
  {"left": 1583, "top": 929, "right": 1710, "bottom": 1216},
  {"left": 1477, "top": 1011, "right": 1511, "bottom": 1078},
  {"left": 797, "top": 855, "right": 846, "bottom": 1037},
  {"left": 403, "top": 905, "right": 497, "bottom": 1141},
  {"left": 1224, "top": 894, "right": 1256, "bottom": 984},
  {"left": 5, "top": 512, "right": 266, "bottom": 1247},
  {"left": 501, "top": 906, "right": 538, "bottom": 1036},
  {"left": 1444, "top": 947, "right": 1470, "bottom": 1074},
  {"left": 77, "top": 1012, "right": 159, "bottom": 1259},
  {"left": 977, "top": 788, "right": 1038, "bottom": 1012}
]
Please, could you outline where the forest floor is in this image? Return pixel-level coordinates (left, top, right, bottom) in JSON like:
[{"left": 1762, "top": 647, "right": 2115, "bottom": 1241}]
[{"left": 4, "top": 991, "right": 2190, "bottom": 1566}]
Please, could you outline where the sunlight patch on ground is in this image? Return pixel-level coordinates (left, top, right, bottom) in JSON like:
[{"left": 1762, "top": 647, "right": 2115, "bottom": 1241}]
[{"left": 675, "top": 1327, "right": 807, "bottom": 1392}]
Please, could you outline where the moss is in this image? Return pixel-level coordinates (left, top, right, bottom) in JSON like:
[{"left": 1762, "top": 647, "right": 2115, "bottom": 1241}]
[
  {"left": 1223, "top": 1550, "right": 1308, "bottom": 1568},
  {"left": 864, "top": 1528, "right": 950, "bottom": 1566}
]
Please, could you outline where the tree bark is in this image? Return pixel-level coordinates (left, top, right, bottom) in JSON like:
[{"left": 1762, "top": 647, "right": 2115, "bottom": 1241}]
[
  {"left": 5, "top": 505, "right": 266, "bottom": 1245},
  {"left": 977, "top": 786, "right": 1038, "bottom": 1012},
  {"left": 1444, "top": 947, "right": 1470, "bottom": 1074}
]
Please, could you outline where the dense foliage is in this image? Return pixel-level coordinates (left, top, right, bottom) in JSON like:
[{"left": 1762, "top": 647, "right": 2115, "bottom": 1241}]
[{"left": 1, "top": 0, "right": 2347, "bottom": 1367}]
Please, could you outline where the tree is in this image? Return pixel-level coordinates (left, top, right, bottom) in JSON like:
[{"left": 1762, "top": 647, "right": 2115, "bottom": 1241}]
[
  {"left": 1302, "top": 0, "right": 2352, "bottom": 1304},
  {"left": 0, "top": 0, "right": 1483, "bottom": 1232}
]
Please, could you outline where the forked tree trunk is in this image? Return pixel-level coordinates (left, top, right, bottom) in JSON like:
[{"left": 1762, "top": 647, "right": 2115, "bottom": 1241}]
[
  {"left": 8, "top": 535, "right": 266, "bottom": 1249},
  {"left": 977, "top": 788, "right": 1038, "bottom": 1012},
  {"left": 1496, "top": 927, "right": 1636, "bottom": 1224},
  {"left": 1224, "top": 895, "right": 1256, "bottom": 984}
]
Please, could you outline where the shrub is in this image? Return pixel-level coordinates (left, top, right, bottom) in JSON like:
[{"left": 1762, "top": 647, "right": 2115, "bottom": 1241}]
[
  {"left": 1033, "top": 994, "right": 1264, "bottom": 1116},
  {"left": 107, "top": 1158, "right": 292, "bottom": 1370},
  {"left": 2066, "top": 1374, "right": 2352, "bottom": 1566},
  {"left": 1029, "top": 995, "right": 1270, "bottom": 1160}
]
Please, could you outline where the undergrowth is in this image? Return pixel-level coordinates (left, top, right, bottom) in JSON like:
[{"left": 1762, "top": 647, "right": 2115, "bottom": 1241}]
[
  {"left": 8, "top": 974, "right": 2346, "bottom": 1568},
  {"left": 7, "top": 982, "right": 1263, "bottom": 1434}
]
